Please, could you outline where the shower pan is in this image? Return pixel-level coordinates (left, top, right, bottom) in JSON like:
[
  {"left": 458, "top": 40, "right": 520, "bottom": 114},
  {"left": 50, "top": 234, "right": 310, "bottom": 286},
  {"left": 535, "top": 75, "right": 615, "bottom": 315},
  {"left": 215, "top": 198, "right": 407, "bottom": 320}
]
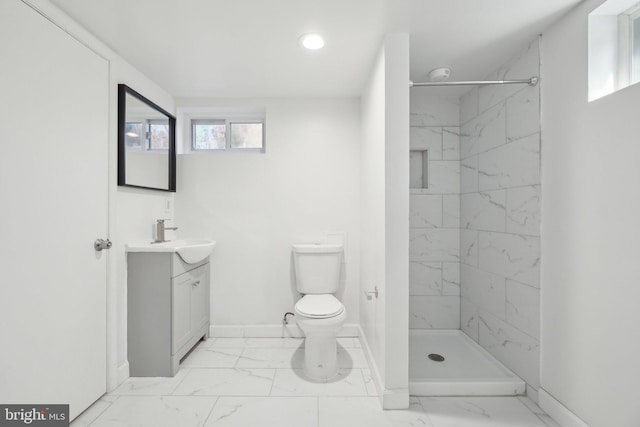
[{"left": 409, "top": 330, "right": 525, "bottom": 396}]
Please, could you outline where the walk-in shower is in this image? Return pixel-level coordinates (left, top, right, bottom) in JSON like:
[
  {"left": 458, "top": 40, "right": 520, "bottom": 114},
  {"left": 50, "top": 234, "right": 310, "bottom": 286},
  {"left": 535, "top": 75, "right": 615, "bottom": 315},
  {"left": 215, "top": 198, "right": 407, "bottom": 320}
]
[{"left": 408, "top": 39, "right": 542, "bottom": 398}]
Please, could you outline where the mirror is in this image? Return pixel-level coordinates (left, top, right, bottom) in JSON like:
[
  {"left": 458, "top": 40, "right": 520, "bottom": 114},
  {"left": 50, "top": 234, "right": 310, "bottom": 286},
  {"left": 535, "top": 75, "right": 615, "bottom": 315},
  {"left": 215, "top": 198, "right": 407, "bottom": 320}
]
[{"left": 118, "top": 84, "right": 176, "bottom": 192}]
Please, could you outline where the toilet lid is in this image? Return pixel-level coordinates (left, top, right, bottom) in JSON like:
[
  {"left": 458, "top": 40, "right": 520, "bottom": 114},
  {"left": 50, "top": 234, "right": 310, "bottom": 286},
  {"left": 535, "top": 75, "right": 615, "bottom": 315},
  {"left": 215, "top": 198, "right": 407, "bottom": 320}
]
[{"left": 295, "top": 294, "right": 344, "bottom": 318}]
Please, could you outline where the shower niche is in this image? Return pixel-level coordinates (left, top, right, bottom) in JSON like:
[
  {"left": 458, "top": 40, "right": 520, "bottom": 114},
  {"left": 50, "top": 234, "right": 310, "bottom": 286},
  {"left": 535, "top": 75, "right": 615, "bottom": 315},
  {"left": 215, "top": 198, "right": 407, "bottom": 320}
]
[{"left": 409, "top": 149, "right": 428, "bottom": 189}]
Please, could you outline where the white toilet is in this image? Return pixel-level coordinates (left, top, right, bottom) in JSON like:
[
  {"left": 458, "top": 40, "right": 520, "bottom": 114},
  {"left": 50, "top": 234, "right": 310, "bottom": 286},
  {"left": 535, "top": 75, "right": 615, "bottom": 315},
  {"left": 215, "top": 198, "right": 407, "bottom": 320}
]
[{"left": 292, "top": 243, "right": 346, "bottom": 381}]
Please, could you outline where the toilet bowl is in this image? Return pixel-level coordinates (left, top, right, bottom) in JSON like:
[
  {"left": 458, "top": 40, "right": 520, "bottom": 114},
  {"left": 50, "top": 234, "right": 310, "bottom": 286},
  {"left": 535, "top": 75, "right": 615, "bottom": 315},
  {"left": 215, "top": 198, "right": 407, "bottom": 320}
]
[
  {"left": 294, "top": 294, "right": 346, "bottom": 380},
  {"left": 292, "top": 244, "right": 345, "bottom": 381}
]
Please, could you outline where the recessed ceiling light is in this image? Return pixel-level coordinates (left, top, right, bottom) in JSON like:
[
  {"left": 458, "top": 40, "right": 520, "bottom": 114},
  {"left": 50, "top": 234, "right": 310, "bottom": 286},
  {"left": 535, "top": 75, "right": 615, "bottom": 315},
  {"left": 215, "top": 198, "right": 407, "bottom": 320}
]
[{"left": 299, "top": 33, "right": 325, "bottom": 50}]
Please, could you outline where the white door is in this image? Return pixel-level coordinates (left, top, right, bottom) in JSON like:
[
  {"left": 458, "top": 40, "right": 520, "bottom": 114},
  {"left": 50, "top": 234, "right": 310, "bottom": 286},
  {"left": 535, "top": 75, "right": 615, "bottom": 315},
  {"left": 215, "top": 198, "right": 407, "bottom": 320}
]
[{"left": 0, "top": 1, "right": 108, "bottom": 420}]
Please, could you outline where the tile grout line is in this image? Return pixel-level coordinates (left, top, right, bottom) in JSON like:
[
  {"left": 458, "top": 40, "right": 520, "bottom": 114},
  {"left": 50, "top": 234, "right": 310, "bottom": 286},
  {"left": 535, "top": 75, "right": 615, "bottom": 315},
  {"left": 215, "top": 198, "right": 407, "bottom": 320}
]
[
  {"left": 459, "top": 131, "right": 541, "bottom": 162},
  {"left": 268, "top": 366, "right": 277, "bottom": 396},
  {"left": 168, "top": 367, "right": 192, "bottom": 396},
  {"left": 513, "top": 393, "right": 548, "bottom": 418},
  {"left": 463, "top": 297, "right": 541, "bottom": 342},
  {"left": 458, "top": 259, "right": 540, "bottom": 290},
  {"left": 200, "top": 396, "right": 220, "bottom": 427},
  {"left": 458, "top": 226, "right": 540, "bottom": 239},
  {"left": 82, "top": 396, "right": 118, "bottom": 427},
  {"left": 459, "top": 81, "right": 532, "bottom": 127}
]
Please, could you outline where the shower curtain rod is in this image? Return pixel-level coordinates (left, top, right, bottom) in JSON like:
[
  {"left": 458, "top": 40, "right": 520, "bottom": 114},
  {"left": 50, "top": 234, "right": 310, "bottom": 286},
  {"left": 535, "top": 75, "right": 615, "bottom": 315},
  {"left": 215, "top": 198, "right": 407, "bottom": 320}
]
[{"left": 409, "top": 76, "right": 538, "bottom": 88}]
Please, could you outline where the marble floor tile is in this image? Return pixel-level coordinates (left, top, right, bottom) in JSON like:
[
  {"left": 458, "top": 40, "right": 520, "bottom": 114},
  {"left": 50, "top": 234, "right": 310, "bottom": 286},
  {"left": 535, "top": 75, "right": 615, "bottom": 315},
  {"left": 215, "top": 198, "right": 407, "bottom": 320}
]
[
  {"left": 181, "top": 346, "right": 243, "bottom": 368},
  {"left": 77, "top": 337, "right": 562, "bottom": 427},
  {"left": 319, "top": 397, "right": 433, "bottom": 427},
  {"left": 110, "top": 368, "right": 190, "bottom": 396},
  {"left": 517, "top": 396, "right": 543, "bottom": 414},
  {"left": 172, "top": 368, "right": 275, "bottom": 396},
  {"left": 71, "top": 396, "right": 117, "bottom": 427},
  {"left": 271, "top": 368, "right": 367, "bottom": 396},
  {"left": 361, "top": 369, "right": 378, "bottom": 396},
  {"left": 235, "top": 347, "right": 304, "bottom": 369},
  {"left": 204, "top": 396, "right": 317, "bottom": 427},
  {"left": 336, "top": 337, "right": 360, "bottom": 348},
  {"left": 537, "top": 414, "right": 561, "bottom": 427},
  {"left": 515, "top": 398, "right": 561, "bottom": 427},
  {"left": 208, "top": 337, "right": 304, "bottom": 349},
  {"left": 337, "top": 347, "right": 369, "bottom": 368},
  {"left": 414, "top": 396, "right": 548, "bottom": 427},
  {"left": 89, "top": 396, "right": 217, "bottom": 427}
]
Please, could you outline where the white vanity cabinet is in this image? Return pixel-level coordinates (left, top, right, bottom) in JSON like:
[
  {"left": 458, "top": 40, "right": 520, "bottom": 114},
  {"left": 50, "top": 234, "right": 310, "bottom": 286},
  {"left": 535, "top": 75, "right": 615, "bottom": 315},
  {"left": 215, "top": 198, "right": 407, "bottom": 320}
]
[{"left": 127, "top": 253, "right": 210, "bottom": 377}]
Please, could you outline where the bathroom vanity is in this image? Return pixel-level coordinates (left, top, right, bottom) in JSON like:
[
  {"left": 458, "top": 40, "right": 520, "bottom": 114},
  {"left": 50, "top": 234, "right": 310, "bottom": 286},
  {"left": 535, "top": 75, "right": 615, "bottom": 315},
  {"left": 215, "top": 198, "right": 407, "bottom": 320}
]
[{"left": 127, "top": 252, "right": 211, "bottom": 377}]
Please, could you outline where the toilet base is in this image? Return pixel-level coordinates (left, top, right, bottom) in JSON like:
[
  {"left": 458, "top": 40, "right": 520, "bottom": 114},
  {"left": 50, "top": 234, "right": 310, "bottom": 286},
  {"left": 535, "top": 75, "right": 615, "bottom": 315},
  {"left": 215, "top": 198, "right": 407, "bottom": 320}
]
[
  {"left": 302, "top": 330, "right": 339, "bottom": 381},
  {"left": 295, "top": 307, "right": 347, "bottom": 381}
]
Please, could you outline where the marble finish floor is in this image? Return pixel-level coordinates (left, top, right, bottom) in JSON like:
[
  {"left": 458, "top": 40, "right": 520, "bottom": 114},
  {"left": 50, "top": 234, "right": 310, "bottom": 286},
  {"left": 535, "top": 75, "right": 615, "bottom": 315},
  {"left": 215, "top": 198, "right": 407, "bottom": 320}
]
[{"left": 72, "top": 337, "right": 559, "bottom": 427}]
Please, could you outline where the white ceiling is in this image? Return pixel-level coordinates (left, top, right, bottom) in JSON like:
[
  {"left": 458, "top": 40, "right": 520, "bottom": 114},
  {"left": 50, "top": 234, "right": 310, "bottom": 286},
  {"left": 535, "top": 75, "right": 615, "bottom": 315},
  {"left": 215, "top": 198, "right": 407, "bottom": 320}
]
[{"left": 49, "top": 0, "right": 583, "bottom": 98}]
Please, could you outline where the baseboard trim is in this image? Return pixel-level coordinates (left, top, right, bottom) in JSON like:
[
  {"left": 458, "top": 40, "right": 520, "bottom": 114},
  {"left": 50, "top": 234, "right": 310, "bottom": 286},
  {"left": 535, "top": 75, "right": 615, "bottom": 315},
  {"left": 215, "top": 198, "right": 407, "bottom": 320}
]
[
  {"left": 116, "top": 361, "right": 129, "bottom": 387},
  {"left": 209, "top": 323, "right": 360, "bottom": 338},
  {"left": 357, "top": 325, "right": 409, "bottom": 409},
  {"left": 382, "top": 388, "right": 410, "bottom": 410},
  {"left": 539, "top": 388, "right": 590, "bottom": 427},
  {"left": 357, "top": 325, "right": 384, "bottom": 400}
]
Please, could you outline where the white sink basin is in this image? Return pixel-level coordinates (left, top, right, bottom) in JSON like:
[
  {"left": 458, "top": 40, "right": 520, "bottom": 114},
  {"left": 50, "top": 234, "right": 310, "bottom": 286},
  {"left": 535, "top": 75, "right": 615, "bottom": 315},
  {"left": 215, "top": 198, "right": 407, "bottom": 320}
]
[{"left": 127, "top": 239, "right": 216, "bottom": 264}]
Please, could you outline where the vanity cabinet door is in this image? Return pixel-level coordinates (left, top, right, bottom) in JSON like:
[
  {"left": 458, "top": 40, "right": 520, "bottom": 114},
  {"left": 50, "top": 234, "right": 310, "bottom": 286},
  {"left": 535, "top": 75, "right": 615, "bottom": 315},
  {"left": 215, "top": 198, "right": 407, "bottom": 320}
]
[
  {"left": 172, "top": 274, "right": 192, "bottom": 354},
  {"left": 190, "top": 264, "right": 209, "bottom": 332}
]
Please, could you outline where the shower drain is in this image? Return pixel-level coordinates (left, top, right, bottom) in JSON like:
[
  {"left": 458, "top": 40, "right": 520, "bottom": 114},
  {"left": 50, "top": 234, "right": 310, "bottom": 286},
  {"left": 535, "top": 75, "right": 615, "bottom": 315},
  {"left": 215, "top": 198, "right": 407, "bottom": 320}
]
[{"left": 427, "top": 353, "right": 445, "bottom": 362}]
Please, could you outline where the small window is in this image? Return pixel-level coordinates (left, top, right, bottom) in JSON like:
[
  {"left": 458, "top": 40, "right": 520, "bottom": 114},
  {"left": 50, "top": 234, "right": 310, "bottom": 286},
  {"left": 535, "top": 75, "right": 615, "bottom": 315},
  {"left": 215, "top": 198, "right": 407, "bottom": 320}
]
[
  {"left": 588, "top": 0, "right": 640, "bottom": 101},
  {"left": 230, "top": 122, "right": 263, "bottom": 149},
  {"left": 192, "top": 119, "right": 226, "bottom": 150},
  {"left": 190, "top": 117, "right": 265, "bottom": 152}
]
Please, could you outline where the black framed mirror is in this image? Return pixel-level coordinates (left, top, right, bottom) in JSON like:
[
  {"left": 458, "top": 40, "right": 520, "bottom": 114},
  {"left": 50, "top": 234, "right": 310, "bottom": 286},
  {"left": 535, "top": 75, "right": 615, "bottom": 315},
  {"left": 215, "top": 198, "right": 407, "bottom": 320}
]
[{"left": 118, "top": 84, "right": 176, "bottom": 192}]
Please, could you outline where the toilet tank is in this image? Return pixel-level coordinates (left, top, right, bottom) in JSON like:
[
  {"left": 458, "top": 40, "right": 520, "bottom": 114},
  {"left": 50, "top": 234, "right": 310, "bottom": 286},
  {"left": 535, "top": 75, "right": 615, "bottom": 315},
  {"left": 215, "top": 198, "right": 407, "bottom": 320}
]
[{"left": 292, "top": 244, "right": 343, "bottom": 294}]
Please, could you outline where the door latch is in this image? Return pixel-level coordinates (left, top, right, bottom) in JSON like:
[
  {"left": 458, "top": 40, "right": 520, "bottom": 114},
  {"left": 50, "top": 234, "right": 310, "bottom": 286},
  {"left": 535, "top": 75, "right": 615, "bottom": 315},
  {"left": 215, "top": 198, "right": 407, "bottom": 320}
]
[{"left": 94, "top": 238, "right": 112, "bottom": 251}]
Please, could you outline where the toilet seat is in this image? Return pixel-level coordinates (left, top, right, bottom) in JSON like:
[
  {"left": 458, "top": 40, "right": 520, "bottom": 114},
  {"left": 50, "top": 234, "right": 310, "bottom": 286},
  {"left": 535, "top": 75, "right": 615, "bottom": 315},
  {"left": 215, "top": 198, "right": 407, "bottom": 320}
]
[{"left": 294, "top": 294, "right": 344, "bottom": 319}]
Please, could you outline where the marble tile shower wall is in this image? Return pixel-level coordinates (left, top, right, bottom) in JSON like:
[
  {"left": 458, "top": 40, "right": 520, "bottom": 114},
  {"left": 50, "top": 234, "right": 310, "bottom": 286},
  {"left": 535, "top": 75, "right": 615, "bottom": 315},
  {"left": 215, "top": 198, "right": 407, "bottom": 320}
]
[
  {"left": 409, "top": 94, "right": 461, "bottom": 330},
  {"left": 459, "top": 38, "right": 541, "bottom": 394}
]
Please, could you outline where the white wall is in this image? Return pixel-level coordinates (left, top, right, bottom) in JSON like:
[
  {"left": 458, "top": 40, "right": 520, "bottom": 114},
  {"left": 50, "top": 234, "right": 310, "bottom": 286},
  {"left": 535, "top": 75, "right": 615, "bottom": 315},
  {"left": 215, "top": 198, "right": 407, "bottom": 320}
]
[
  {"left": 409, "top": 93, "right": 461, "bottom": 330},
  {"left": 360, "top": 43, "right": 387, "bottom": 392},
  {"left": 109, "top": 59, "right": 176, "bottom": 386},
  {"left": 360, "top": 33, "right": 410, "bottom": 408},
  {"left": 541, "top": 1, "right": 640, "bottom": 425},
  {"left": 459, "top": 39, "right": 542, "bottom": 397},
  {"left": 174, "top": 97, "right": 361, "bottom": 328}
]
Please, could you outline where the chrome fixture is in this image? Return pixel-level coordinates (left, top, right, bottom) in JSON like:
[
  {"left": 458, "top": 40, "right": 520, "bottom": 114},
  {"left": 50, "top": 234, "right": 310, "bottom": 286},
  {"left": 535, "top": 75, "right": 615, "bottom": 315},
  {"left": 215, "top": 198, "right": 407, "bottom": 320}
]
[
  {"left": 94, "top": 238, "right": 112, "bottom": 252},
  {"left": 409, "top": 76, "right": 539, "bottom": 88},
  {"left": 364, "top": 286, "right": 379, "bottom": 300},
  {"left": 154, "top": 219, "right": 178, "bottom": 243}
]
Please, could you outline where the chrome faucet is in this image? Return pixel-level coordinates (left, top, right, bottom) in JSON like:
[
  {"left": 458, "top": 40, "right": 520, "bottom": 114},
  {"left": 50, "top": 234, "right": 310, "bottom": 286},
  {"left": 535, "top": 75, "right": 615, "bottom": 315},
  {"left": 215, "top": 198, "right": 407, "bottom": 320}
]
[{"left": 154, "top": 219, "right": 178, "bottom": 243}]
